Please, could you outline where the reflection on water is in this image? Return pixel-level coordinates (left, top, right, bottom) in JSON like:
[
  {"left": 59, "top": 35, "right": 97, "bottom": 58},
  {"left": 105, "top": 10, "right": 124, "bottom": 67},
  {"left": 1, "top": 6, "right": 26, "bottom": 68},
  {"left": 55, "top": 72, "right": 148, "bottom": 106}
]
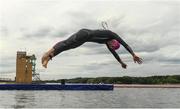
[
  {"left": 0, "top": 88, "right": 180, "bottom": 108},
  {"left": 13, "top": 91, "right": 35, "bottom": 108}
]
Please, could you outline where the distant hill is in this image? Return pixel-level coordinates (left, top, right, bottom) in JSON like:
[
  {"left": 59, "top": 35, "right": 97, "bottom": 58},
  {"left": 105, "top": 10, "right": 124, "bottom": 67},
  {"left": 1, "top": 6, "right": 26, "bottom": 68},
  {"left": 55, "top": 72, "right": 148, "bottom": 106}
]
[
  {"left": 1, "top": 75, "right": 180, "bottom": 84},
  {"left": 42, "top": 75, "right": 180, "bottom": 84}
]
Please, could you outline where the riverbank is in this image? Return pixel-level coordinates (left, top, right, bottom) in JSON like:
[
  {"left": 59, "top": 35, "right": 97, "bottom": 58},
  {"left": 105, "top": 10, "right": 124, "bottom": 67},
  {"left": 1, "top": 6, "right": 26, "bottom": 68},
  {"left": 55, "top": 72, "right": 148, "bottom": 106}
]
[
  {"left": 1, "top": 75, "right": 180, "bottom": 85},
  {"left": 114, "top": 84, "right": 180, "bottom": 88}
]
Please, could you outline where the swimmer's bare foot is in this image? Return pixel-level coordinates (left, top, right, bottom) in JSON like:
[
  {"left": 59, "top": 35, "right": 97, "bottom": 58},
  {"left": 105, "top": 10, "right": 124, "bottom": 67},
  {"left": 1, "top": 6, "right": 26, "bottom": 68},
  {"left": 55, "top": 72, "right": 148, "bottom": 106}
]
[
  {"left": 41, "top": 48, "right": 55, "bottom": 68},
  {"left": 42, "top": 53, "right": 50, "bottom": 68}
]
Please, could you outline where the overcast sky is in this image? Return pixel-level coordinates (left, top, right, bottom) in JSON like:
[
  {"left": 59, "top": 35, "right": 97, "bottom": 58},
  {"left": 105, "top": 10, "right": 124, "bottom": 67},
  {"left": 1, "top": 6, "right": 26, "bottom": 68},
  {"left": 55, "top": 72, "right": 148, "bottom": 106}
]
[{"left": 0, "top": 0, "right": 180, "bottom": 80}]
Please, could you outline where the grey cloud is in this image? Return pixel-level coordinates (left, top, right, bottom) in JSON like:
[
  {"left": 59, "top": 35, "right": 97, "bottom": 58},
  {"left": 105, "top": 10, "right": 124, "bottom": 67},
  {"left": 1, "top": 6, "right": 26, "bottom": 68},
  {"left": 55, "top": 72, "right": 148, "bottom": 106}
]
[
  {"left": 0, "top": 56, "right": 16, "bottom": 73},
  {"left": 81, "top": 60, "right": 116, "bottom": 71},
  {"left": 22, "top": 10, "right": 101, "bottom": 39},
  {"left": 22, "top": 27, "right": 71, "bottom": 39},
  {"left": 0, "top": 56, "right": 15, "bottom": 65},
  {"left": 158, "top": 58, "right": 180, "bottom": 64},
  {"left": 132, "top": 39, "right": 160, "bottom": 53},
  {"left": 141, "top": 52, "right": 180, "bottom": 65},
  {"left": 52, "top": 29, "right": 70, "bottom": 38},
  {"left": 0, "top": 63, "right": 14, "bottom": 68},
  {"left": 0, "top": 70, "right": 15, "bottom": 75},
  {"left": 22, "top": 11, "right": 99, "bottom": 39},
  {"left": 24, "top": 27, "right": 52, "bottom": 38},
  {"left": 65, "top": 11, "right": 102, "bottom": 29}
]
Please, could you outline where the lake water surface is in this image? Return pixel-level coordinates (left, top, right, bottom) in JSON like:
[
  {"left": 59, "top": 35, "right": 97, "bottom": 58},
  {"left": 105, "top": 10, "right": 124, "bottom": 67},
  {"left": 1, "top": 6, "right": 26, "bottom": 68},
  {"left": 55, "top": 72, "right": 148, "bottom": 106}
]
[{"left": 0, "top": 88, "right": 180, "bottom": 108}]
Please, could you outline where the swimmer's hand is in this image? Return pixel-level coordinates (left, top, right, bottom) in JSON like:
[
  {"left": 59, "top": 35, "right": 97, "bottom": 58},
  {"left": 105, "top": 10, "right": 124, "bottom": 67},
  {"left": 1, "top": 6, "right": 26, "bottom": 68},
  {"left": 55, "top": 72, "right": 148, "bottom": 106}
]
[
  {"left": 121, "top": 62, "right": 127, "bottom": 69},
  {"left": 133, "top": 54, "right": 143, "bottom": 64}
]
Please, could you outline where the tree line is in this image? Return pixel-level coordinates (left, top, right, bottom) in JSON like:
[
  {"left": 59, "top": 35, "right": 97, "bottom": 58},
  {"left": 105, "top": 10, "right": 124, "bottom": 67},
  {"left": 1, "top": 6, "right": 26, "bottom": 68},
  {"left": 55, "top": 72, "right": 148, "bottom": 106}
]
[{"left": 42, "top": 75, "right": 180, "bottom": 84}]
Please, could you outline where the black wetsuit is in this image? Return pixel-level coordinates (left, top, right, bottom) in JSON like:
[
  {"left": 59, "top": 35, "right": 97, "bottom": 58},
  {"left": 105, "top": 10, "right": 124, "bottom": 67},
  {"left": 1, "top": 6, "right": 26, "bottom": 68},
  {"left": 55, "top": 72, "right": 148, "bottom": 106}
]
[{"left": 53, "top": 29, "right": 134, "bottom": 63}]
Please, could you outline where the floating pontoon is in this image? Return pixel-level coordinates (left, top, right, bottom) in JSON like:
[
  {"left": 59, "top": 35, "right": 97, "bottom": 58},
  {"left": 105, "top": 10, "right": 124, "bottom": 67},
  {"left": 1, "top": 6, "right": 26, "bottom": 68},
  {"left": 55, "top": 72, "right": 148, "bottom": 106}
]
[{"left": 0, "top": 84, "right": 113, "bottom": 90}]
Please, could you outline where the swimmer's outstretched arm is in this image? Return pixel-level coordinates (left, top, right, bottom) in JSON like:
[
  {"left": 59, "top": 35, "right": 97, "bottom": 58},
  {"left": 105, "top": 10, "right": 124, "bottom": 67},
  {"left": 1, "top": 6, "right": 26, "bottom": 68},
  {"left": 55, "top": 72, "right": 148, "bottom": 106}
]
[
  {"left": 109, "top": 31, "right": 143, "bottom": 64},
  {"left": 106, "top": 43, "right": 127, "bottom": 69}
]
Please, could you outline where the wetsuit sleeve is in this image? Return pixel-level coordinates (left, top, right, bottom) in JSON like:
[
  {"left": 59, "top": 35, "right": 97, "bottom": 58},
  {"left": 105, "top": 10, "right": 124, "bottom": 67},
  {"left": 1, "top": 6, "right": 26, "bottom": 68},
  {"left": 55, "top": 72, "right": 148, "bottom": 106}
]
[
  {"left": 110, "top": 31, "right": 135, "bottom": 56},
  {"left": 106, "top": 43, "right": 122, "bottom": 63}
]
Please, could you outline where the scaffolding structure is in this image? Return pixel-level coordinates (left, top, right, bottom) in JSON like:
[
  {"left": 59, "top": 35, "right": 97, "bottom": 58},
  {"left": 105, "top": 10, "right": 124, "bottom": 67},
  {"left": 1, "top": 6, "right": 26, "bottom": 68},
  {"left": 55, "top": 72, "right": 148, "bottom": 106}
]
[{"left": 30, "top": 54, "right": 40, "bottom": 81}]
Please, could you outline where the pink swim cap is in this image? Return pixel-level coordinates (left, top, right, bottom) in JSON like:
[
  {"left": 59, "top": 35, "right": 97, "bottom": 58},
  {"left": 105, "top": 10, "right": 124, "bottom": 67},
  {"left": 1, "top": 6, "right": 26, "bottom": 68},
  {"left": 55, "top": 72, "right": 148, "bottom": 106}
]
[{"left": 111, "top": 39, "right": 120, "bottom": 50}]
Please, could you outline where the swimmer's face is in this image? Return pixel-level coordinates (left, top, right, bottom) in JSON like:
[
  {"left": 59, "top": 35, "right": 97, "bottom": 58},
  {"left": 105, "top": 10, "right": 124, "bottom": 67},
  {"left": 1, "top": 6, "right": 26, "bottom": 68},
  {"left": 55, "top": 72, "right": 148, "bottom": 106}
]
[{"left": 107, "top": 40, "right": 115, "bottom": 49}]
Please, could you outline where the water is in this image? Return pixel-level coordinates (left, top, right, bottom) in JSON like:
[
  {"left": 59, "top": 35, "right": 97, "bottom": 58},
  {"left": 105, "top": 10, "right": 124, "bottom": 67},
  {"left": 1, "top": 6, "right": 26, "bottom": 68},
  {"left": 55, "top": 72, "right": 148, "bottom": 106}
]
[{"left": 0, "top": 88, "right": 180, "bottom": 108}]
